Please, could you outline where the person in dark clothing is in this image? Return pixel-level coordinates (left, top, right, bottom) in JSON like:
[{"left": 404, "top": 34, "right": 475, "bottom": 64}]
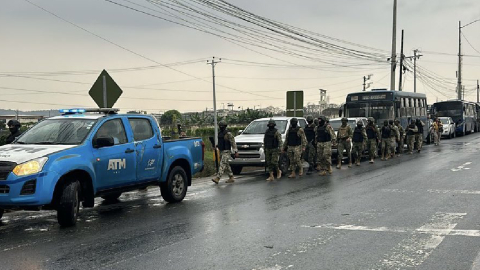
[{"left": 6, "top": 120, "right": 22, "bottom": 144}]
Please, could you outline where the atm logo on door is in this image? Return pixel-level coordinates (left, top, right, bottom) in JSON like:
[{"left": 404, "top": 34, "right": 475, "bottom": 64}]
[{"left": 108, "top": 159, "right": 126, "bottom": 170}]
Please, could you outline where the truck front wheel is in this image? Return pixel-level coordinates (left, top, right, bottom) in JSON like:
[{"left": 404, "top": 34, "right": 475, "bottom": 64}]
[
  {"left": 57, "top": 180, "right": 80, "bottom": 227},
  {"left": 231, "top": 165, "right": 243, "bottom": 175},
  {"left": 161, "top": 166, "right": 188, "bottom": 203}
]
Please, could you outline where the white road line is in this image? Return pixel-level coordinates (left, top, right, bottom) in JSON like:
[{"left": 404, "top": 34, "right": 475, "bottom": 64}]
[
  {"left": 451, "top": 162, "right": 472, "bottom": 172},
  {"left": 381, "top": 189, "right": 480, "bottom": 195},
  {"left": 472, "top": 249, "right": 480, "bottom": 270}
]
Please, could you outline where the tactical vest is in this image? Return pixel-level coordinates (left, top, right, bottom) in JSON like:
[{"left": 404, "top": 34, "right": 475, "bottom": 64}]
[
  {"left": 406, "top": 124, "right": 416, "bottom": 136},
  {"left": 264, "top": 128, "right": 279, "bottom": 149},
  {"left": 366, "top": 126, "right": 376, "bottom": 140},
  {"left": 338, "top": 125, "right": 349, "bottom": 139},
  {"left": 353, "top": 127, "right": 364, "bottom": 143},
  {"left": 218, "top": 130, "right": 232, "bottom": 151},
  {"left": 316, "top": 126, "right": 331, "bottom": 142},
  {"left": 304, "top": 125, "right": 315, "bottom": 143},
  {"left": 416, "top": 122, "right": 423, "bottom": 134},
  {"left": 287, "top": 127, "right": 301, "bottom": 146},
  {"left": 381, "top": 126, "right": 391, "bottom": 138}
]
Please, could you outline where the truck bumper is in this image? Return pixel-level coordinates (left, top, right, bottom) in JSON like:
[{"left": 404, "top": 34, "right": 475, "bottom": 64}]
[
  {"left": 0, "top": 171, "right": 58, "bottom": 208},
  {"left": 229, "top": 149, "right": 266, "bottom": 167}
]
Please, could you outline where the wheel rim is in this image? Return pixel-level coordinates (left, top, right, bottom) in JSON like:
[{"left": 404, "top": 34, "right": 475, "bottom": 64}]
[{"left": 172, "top": 174, "right": 185, "bottom": 197}]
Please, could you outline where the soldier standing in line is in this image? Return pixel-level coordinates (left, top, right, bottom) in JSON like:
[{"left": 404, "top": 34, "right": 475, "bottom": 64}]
[
  {"left": 264, "top": 119, "right": 283, "bottom": 181},
  {"left": 415, "top": 118, "right": 425, "bottom": 153},
  {"left": 282, "top": 118, "right": 307, "bottom": 178},
  {"left": 313, "top": 117, "right": 319, "bottom": 169},
  {"left": 315, "top": 116, "right": 336, "bottom": 176},
  {"left": 5, "top": 120, "right": 22, "bottom": 144},
  {"left": 352, "top": 121, "right": 367, "bottom": 166},
  {"left": 394, "top": 119, "right": 405, "bottom": 156},
  {"left": 336, "top": 117, "right": 353, "bottom": 169},
  {"left": 365, "top": 117, "right": 380, "bottom": 164},
  {"left": 388, "top": 119, "right": 399, "bottom": 158},
  {"left": 380, "top": 120, "right": 392, "bottom": 160},
  {"left": 304, "top": 116, "right": 316, "bottom": 175},
  {"left": 212, "top": 121, "right": 238, "bottom": 184},
  {"left": 405, "top": 119, "right": 418, "bottom": 154}
]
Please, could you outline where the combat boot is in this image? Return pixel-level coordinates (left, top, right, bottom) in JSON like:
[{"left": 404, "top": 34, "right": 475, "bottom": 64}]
[
  {"left": 298, "top": 167, "right": 304, "bottom": 176},
  {"left": 328, "top": 166, "right": 333, "bottom": 174},
  {"left": 212, "top": 177, "right": 220, "bottom": 184},
  {"left": 319, "top": 170, "right": 327, "bottom": 176},
  {"left": 288, "top": 171, "right": 296, "bottom": 178},
  {"left": 226, "top": 176, "right": 235, "bottom": 183},
  {"left": 369, "top": 158, "right": 374, "bottom": 164},
  {"left": 306, "top": 166, "right": 313, "bottom": 175},
  {"left": 316, "top": 164, "right": 321, "bottom": 171},
  {"left": 356, "top": 160, "right": 360, "bottom": 166},
  {"left": 266, "top": 172, "right": 274, "bottom": 181},
  {"left": 277, "top": 170, "right": 282, "bottom": 179},
  {"left": 336, "top": 161, "right": 342, "bottom": 169},
  {"left": 348, "top": 162, "right": 352, "bottom": 168}
]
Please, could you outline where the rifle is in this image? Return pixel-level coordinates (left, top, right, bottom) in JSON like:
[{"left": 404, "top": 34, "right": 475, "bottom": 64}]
[{"left": 208, "top": 137, "right": 219, "bottom": 172}]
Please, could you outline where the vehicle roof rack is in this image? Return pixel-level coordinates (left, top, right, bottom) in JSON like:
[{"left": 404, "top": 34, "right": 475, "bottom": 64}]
[{"left": 59, "top": 108, "right": 120, "bottom": 115}]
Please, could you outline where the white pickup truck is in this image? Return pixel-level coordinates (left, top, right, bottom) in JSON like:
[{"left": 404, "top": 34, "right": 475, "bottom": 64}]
[{"left": 229, "top": 117, "right": 307, "bottom": 175}]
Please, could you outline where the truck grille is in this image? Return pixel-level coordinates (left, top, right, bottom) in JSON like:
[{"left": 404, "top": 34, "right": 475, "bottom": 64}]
[
  {"left": 0, "top": 185, "right": 10, "bottom": 194},
  {"left": 0, "top": 161, "right": 16, "bottom": 181},
  {"left": 238, "top": 153, "right": 261, "bottom": 159},
  {"left": 238, "top": 143, "right": 262, "bottom": 151}
]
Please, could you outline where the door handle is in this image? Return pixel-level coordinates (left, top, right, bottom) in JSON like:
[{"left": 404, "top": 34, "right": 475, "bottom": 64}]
[
  {"left": 153, "top": 144, "right": 162, "bottom": 149},
  {"left": 125, "top": 148, "right": 135, "bottom": 153}
]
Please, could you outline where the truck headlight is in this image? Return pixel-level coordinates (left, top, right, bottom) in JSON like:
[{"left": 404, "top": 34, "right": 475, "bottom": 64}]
[{"left": 13, "top": 157, "right": 48, "bottom": 176}]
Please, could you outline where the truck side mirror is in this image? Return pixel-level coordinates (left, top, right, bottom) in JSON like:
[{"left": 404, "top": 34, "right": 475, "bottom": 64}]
[
  {"left": 339, "top": 109, "right": 343, "bottom": 117},
  {"left": 93, "top": 136, "right": 115, "bottom": 148},
  {"left": 238, "top": 130, "right": 243, "bottom": 134}
]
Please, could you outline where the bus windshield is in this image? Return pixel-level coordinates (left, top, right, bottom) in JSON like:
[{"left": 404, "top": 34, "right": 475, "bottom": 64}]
[
  {"left": 434, "top": 102, "right": 463, "bottom": 122},
  {"left": 346, "top": 101, "right": 394, "bottom": 122}
]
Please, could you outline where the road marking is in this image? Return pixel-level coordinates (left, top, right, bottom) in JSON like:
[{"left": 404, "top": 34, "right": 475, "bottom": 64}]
[
  {"left": 381, "top": 188, "right": 480, "bottom": 195},
  {"left": 303, "top": 213, "right": 468, "bottom": 268},
  {"left": 451, "top": 162, "right": 472, "bottom": 172},
  {"left": 473, "top": 249, "right": 480, "bottom": 270}
]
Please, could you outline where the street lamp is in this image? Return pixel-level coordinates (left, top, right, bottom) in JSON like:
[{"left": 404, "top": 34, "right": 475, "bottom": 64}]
[{"left": 457, "top": 19, "right": 480, "bottom": 100}]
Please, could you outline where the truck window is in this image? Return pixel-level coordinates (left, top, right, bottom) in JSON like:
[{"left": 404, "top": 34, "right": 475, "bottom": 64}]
[
  {"left": 16, "top": 119, "right": 97, "bottom": 145},
  {"left": 94, "top": 119, "right": 127, "bottom": 145},
  {"left": 129, "top": 118, "right": 154, "bottom": 141}
]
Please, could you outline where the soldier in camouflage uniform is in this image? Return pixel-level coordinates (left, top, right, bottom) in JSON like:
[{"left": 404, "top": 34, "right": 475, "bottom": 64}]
[
  {"left": 394, "top": 119, "right": 405, "bottom": 156},
  {"left": 264, "top": 119, "right": 283, "bottom": 181},
  {"left": 336, "top": 117, "right": 353, "bottom": 169},
  {"left": 405, "top": 119, "right": 418, "bottom": 154},
  {"left": 212, "top": 121, "right": 238, "bottom": 184},
  {"left": 282, "top": 118, "right": 307, "bottom": 178},
  {"left": 365, "top": 117, "right": 380, "bottom": 163},
  {"left": 352, "top": 121, "right": 367, "bottom": 166},
  {"left": 389, "top": 120, "right": 400, "bottom": 158},
  {"left": 315, "top": 116, "right": 336, "bottom": 176},
  {"left": 380, "top": 120, "right": 392, "bottom": 160},
  {"left": 415, "top": 118, "right": 425, "bottom": 153},
  {"left": 304, "top": 116, "right": 316, "bottom": 175}
]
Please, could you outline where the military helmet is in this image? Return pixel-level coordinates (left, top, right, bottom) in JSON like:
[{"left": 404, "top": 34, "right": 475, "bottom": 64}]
[
  {"left": 290, "top": 117, "right": 298, "bottom": 124},
  {"left": 306, "top": 115, "right": 314, "bottom": 122},
  {"left": 341, "top": 117, "right": 348, "bottom": 122},
  {"left": 357, "top": 121, "right": 364, "bottom": 126},
  {"left": 388, "top": 119, "right": 394, "bottom": 125},
  {"left": 218, "top": 120, "right": 227, "bottom": 127},
  {"left": 267, "top": 119, "right": 276, "bottom": 126},
  {"left": 368, "top": 117, "right": 375, "bottom": 123},
  {"left": 7, "top": 120, "right": 20, "bottom": 127},
  {"left": 313, "top": 118, "right": 319, "bottom": 126},
  {"left": 318, "top": 116, "right": 327, "bottom": 121},
  {"left": 394, "top": 119, "right": 400, "bottom": 123},
  {"left": 383, "top": 120, "right": 389, "bottom": 125}
]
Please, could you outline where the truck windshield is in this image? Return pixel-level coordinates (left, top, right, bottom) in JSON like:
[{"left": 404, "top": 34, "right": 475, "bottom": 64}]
[
  {"left": 16, "top": 119, "right": 98, "bottom": 145},
  {"left": 242, "top": 120, "right": 288, "bottom": 134}
]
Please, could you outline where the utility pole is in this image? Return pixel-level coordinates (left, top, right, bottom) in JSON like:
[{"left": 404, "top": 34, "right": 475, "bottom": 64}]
[
  {"left": 477, "top": 80, "right": 479, "bottom": 103},
  {"left": 207, "top": 57, "right": 221, "bottom": 145},
  {"left": 363, "top": 74, "right": 373, "bottom": 91},
  {"left": 398, "top": 30, "right": 405, "bottom": 91},
  {"left": 457, "top": 21, "right": 463, "bottom": 100},
  {"left": 405, "top": 49, "right": 422, "bottom": 93},
  {"left": 390, "top": 0, "right": 397, "bottom": 91}
]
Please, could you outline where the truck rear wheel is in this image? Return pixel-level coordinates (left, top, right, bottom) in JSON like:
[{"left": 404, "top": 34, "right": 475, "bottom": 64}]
[
  {"left": 101, "top": 193, "right": 122, "bottom": 202},
  {"left": 161, "top": 166, "right": 188, "bottom": 203},
  {"left": 57, "top": 180, "right": 80, "bottom": 227},
  {"left": 231, "top": 165, "right": 243, "bottom": 175}
]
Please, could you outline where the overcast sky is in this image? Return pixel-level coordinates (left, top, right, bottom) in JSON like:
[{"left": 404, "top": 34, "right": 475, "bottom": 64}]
[{"left": 1, "top": 0, "right": 479, "bottom": 113}]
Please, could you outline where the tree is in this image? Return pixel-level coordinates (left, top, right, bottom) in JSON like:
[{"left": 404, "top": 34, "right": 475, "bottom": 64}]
[{"left": 161, "top": 110, "right": 182, "bottom": 125}]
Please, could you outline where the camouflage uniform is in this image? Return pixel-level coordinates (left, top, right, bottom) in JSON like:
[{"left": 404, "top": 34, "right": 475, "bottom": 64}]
[
  {"left": 304, "top": 119, "right": 317, "bottom": 174},
  {"left": 380, "top": 121, "right": 392, "bottom": 160},
  {"left": 389, "top": 121, "right": 400, "bottom": 157},
  {"left": 395, "top": 121, "right": 405, "bottom": 155},
  {"left": 405, "top": 122, "right": 418, "bottom": 154},
  {"left": 283, "top": 120, "right": 307, "bottom": 177},
  {"left": 336, "top": 119, "right": 353, "bottom": 168},
  {"left": 415, "top": 119, "right": 425, "bottom": 152},
  {"left": 352, "top": 124, "right": 367, "bottom": 166},
  {"left": 315, "top": 117, "right": 336, "bottom": 175},
  {"left": 264, "top": 122, "right": 283, "bottom": 179},
  {"left": 212, "top": 122, "right": 238, "bottom": 184},
  {"left": 365, "top": 118, "right": 380, "bottom": 163}
]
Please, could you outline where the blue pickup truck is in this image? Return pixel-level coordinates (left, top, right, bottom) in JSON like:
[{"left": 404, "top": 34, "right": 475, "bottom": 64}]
[{"left": 0, "top": 109, "right": 204, "bottom": 226}]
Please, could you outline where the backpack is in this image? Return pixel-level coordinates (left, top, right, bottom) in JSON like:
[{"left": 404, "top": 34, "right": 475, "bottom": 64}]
[{"left": 382, "top": 126, "right": 391, "bottom": 138}]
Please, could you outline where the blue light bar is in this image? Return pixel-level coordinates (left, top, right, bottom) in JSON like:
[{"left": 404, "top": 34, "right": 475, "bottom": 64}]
[{"left": 59, "top": 108, "right": 86, "bottom": 114}]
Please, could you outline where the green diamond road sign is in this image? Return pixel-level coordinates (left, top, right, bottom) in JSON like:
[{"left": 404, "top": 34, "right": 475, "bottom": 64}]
[
  {"left": 286, "top": 91, "right": 304, "bottom": 117},
  {"left": 89, "top": 70, "right": 123, "bottom": 108}
]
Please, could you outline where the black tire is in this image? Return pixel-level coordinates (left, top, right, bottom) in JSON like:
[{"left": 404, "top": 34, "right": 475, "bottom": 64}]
[
  {"left": 231, "top": 165, "right": 243, "bottom": 175},
  {"left": 101, "top": 193, "right": 122, "bottom": 201},
  {"left": 57, "top": 181, "right": 80, "bottom": 227},
  {"left": 161, "top": 166, "right": 188, "bottom": 203},
  {"left": 0, "top": 208, "right": 4, "bottom": 220}
]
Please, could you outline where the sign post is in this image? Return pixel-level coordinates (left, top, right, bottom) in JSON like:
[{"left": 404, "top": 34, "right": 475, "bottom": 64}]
[
  {"left": 89, "top": 70, "right": 123, "bottom": 108},
  {"left": 286, "top": 91, "right": 304, "bottom": 117}
]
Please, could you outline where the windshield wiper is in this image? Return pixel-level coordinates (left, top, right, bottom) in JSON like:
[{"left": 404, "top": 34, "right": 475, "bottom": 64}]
[{"left": 34, "top": 141, "right": 58, "bottom": 145}]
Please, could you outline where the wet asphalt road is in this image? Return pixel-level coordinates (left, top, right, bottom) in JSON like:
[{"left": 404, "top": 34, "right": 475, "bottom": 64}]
[{"left": 1, "top": 134, "right": 480, "bottom": 270}]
